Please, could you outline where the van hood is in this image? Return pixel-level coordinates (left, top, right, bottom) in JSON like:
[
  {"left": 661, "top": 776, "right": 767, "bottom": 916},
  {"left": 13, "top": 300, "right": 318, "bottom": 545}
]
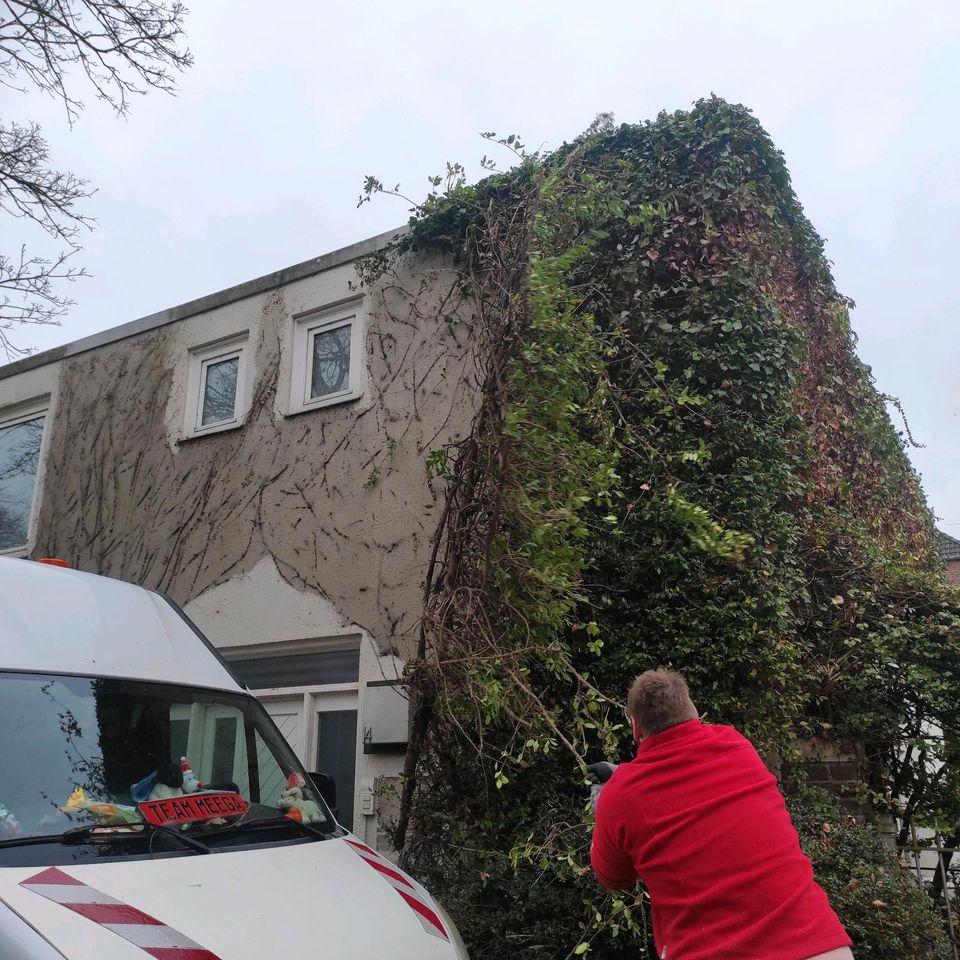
[{"left": 0, "top": 836, "right": 460, "bottom": 960}]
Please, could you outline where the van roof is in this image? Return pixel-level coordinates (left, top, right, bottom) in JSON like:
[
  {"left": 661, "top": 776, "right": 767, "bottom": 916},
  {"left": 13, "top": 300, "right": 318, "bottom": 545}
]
[{"left": 0, "top": 558, "right": 244, "bottom": 692}]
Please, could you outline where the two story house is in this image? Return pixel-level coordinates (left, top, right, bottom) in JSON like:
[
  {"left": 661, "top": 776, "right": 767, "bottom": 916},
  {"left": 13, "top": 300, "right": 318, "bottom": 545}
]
[{"left": 0, "top": 228, "right": 476, "bottom": 849}]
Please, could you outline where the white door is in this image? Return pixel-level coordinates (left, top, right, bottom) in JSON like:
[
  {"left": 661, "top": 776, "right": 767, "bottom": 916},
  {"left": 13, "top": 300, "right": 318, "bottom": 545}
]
[
  {"left": 261, "top": 696, "right": 306, "bottom": 805},
  {"left": 263, "top": 698, "right": 305, "bottom": 757},
  {"left": 260, "top": 692, "right": 359, "bottom": 829}
]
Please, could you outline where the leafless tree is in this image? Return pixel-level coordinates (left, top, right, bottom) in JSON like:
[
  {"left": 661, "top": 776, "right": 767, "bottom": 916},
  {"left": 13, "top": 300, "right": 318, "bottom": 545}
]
[{"left": 0, "top": 1, "right": 193, "bottom": 359}]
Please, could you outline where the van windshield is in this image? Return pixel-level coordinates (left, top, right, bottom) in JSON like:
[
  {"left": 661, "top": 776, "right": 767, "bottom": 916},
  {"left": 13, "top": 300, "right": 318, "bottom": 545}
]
[{"left": 0, "top": 672, "right": 336, "bottom": 857}]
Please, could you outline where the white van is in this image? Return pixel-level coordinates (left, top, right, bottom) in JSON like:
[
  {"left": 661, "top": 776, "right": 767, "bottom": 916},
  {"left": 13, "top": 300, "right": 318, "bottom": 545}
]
[{"left": 0, "top": 557, "right": 468, "bottom": 960}]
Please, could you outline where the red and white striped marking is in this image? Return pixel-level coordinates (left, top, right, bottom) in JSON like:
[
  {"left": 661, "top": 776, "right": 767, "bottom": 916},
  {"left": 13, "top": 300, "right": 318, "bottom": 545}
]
[
  {"left": 20, "top": 867, "right": 221, "bottom": 960},
  {"left": 345, "top": 838, "right": 449, "bottom": 942}
]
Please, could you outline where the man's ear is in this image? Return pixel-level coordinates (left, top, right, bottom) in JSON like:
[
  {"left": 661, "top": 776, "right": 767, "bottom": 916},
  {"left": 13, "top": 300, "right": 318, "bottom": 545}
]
[{"left": 631, "top": 716, "right": 645, "bottom": 743}]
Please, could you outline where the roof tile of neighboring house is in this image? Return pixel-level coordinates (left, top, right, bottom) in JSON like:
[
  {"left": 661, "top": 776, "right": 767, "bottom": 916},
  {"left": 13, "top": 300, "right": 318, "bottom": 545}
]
[{"left": 937, "top": 530, "right": 960, "bottom": 562}]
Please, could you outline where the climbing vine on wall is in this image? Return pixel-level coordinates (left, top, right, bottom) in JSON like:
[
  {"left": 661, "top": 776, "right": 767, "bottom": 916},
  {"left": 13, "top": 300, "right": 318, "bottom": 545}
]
[{"left": 360, "top": 99, "right": 960, "bottom": 959}]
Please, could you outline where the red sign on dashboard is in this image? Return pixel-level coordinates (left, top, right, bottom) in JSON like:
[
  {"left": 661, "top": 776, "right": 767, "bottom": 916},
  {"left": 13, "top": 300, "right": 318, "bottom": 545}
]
[{"left": 138, "top": 792, "right": 248, "bottom": 826}]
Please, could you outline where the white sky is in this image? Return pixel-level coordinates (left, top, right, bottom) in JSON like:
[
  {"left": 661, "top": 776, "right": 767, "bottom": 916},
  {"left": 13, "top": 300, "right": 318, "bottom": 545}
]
[{"left": 5, "top": 0, "right": 959, "bottom": 531}]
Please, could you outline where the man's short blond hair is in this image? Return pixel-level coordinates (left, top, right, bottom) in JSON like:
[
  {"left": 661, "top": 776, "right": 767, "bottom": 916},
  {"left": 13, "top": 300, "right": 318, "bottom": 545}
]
[{"left": 627, "top": 669, "right": 699, "bottom": 735}]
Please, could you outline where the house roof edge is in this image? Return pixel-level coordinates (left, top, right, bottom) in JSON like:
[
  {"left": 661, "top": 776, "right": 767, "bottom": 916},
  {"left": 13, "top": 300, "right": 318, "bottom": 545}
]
[{"left": 0, "top": 226, "right": 406, "bottom": 380}]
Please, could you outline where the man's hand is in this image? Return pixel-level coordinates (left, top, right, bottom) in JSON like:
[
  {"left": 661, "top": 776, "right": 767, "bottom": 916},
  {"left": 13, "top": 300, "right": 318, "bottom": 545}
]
[
  {"left": 586, "top": 761, "right": 618, "bottom": 784},
  {"left": 587, "top": 761, "right": 619, "bottom": 815}
]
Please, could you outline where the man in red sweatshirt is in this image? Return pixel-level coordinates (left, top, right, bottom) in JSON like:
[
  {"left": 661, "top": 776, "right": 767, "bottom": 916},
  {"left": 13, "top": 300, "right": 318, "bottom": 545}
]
[{"left": 591, "top": 669, "right": 853, "bottom": 960}]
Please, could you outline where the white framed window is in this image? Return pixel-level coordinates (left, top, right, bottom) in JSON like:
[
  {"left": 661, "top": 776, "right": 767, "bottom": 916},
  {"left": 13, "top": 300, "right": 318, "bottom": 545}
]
[
  {"left": 183, "top": 334, "right": 249, "bottom": 438},
  {"left": 289, "top": 302, "right": 364, "bottom": 415},
  {"left": 0, "top": 397, "right": 48, "bottom": 555}
]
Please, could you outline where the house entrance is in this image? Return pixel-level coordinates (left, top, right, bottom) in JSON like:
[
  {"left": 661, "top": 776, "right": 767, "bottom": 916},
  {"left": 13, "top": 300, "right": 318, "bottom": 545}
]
[
  {"left": 224, "top": 641, "right": 362, "bottom": 831},
  {"left": 261, "top": 692, "right": 358, "bottom": 826}
]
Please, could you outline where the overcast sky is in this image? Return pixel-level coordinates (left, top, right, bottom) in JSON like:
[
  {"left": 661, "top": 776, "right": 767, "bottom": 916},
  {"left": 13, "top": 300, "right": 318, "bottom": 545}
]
[{"left": 6, "top": 0, "right": 959, "bottom": 532}]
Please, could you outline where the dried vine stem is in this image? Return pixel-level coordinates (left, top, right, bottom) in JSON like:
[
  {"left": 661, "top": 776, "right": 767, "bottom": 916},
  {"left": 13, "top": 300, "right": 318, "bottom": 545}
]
[
  {"left": 394, "top": 174, "right": 541, "bottom": 849},
  {"left": 387, "top": 128, "right": 628, "bottom": 850}
]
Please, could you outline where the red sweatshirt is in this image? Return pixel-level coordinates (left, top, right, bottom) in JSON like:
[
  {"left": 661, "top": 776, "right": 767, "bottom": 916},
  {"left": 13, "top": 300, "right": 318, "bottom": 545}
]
[{"left": 591, "top": 720, "right": 851, "bottom": 960}]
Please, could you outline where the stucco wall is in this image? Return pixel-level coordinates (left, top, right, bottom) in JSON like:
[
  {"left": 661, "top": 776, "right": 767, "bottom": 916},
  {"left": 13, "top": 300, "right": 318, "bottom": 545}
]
[{"left": 25, "top": 250, "right": 476, "bottom": 657}]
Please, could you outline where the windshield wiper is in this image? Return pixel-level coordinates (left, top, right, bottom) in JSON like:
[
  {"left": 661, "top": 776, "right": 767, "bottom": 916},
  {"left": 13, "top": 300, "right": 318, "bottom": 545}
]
[
  {"left": 204, "top": 815, "right": 336, "bottom": 842},
  {"left": 0, "top": 823, "right": 211, "bottom": 855},
  {"left": 72, "top": 822, "right": 212, "bottom": 854}
]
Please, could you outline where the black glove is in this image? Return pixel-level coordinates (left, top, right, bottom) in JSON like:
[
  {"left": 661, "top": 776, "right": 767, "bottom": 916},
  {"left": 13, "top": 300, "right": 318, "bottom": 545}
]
[{"left": 586, "top": 761, "right": 618, "bottom": 784}]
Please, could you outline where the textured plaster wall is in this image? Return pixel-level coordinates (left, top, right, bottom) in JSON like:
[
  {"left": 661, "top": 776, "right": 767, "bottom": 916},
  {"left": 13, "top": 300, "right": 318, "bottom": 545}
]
[
  {"left": 31, "top": 252, "right": 476, "bottom": 657},
  {"left": 184, "top": 553, "right": 363, "bottom": 650}
]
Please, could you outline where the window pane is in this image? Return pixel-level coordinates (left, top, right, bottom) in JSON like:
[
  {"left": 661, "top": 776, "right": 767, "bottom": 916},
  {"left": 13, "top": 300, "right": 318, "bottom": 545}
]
[
  {"left": 201, "top": 356, "right": 239, "bottom": 425},
  {"left": 255, "top": 730, "right": 288, "bottom": 808},
  {"left": 0, "top": 415, "right": 45, "bottom": 551},
  {"left": 170, "top": 718, "right": 189, "bottom": 760},
  {"left": 316, "top": 709, "right": 357, "bottom": 825},
  {"left": 310, "top": 325, "right": 351, "bottom": 399},
  {"left": 211, "top": 716, "right": 238, "bottom": 784},
  {"left": 0, "top": 673, "right": 338, "bottom": 839}
]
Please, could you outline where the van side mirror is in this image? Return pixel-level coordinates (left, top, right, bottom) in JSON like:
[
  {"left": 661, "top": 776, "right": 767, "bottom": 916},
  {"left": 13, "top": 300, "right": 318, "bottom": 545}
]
[{"left": 308, "top": 771, "right": 337, "bottom": 818}]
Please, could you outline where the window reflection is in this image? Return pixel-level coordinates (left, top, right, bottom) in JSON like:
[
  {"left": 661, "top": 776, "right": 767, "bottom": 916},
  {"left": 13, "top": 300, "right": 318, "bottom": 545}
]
[
  {"left": 310, "top": 325, "right": 351, "bottom": 399},
  {"left": 0, "top": 415, "right": 45, "bottom": 550},
  {"left": 0, "top": 673, "right": 332, "bottom": 840},
  {"left": 201, "top": 357, "right": 239, "bottom": 425}
]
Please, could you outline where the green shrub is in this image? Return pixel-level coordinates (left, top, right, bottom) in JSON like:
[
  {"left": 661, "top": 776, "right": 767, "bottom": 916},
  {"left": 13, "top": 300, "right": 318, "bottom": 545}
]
[{"left": 790, "top": 792, "right": 952, "bottom": 959}]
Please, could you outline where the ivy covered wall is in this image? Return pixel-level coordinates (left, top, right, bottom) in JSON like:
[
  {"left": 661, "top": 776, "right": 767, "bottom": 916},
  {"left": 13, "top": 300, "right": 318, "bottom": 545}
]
[{"left": 363, "top": 98, "right": 960, "bottom": 959}]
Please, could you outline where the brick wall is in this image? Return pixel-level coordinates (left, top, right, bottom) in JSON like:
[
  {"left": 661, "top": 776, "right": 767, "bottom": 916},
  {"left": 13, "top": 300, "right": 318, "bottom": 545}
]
[{"left": 797, "top": 735, "right": 865, "bottom": 816}]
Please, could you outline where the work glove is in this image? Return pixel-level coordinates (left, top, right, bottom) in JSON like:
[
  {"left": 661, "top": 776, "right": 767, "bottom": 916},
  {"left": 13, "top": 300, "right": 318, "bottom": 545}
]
[
  {"left": 586, "top": 761, "right": 618, "bottom": 784},
  {"left": 586, "top": 761, "right": 619, "bottom": 814}
]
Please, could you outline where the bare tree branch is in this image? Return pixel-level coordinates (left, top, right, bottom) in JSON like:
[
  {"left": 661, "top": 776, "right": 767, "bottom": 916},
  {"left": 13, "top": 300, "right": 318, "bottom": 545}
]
[
  {"left": 0, "top": 0, "right": 191, "bottom": 356},
  {"left": 0, "top": 244, "right": 85, "bottom": 359},
  {"left": 0, "top": 120, "right": 92, "bottom": 239},
  {"left": 0, "top": 1, "right": 193, "bottom": 123}
]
